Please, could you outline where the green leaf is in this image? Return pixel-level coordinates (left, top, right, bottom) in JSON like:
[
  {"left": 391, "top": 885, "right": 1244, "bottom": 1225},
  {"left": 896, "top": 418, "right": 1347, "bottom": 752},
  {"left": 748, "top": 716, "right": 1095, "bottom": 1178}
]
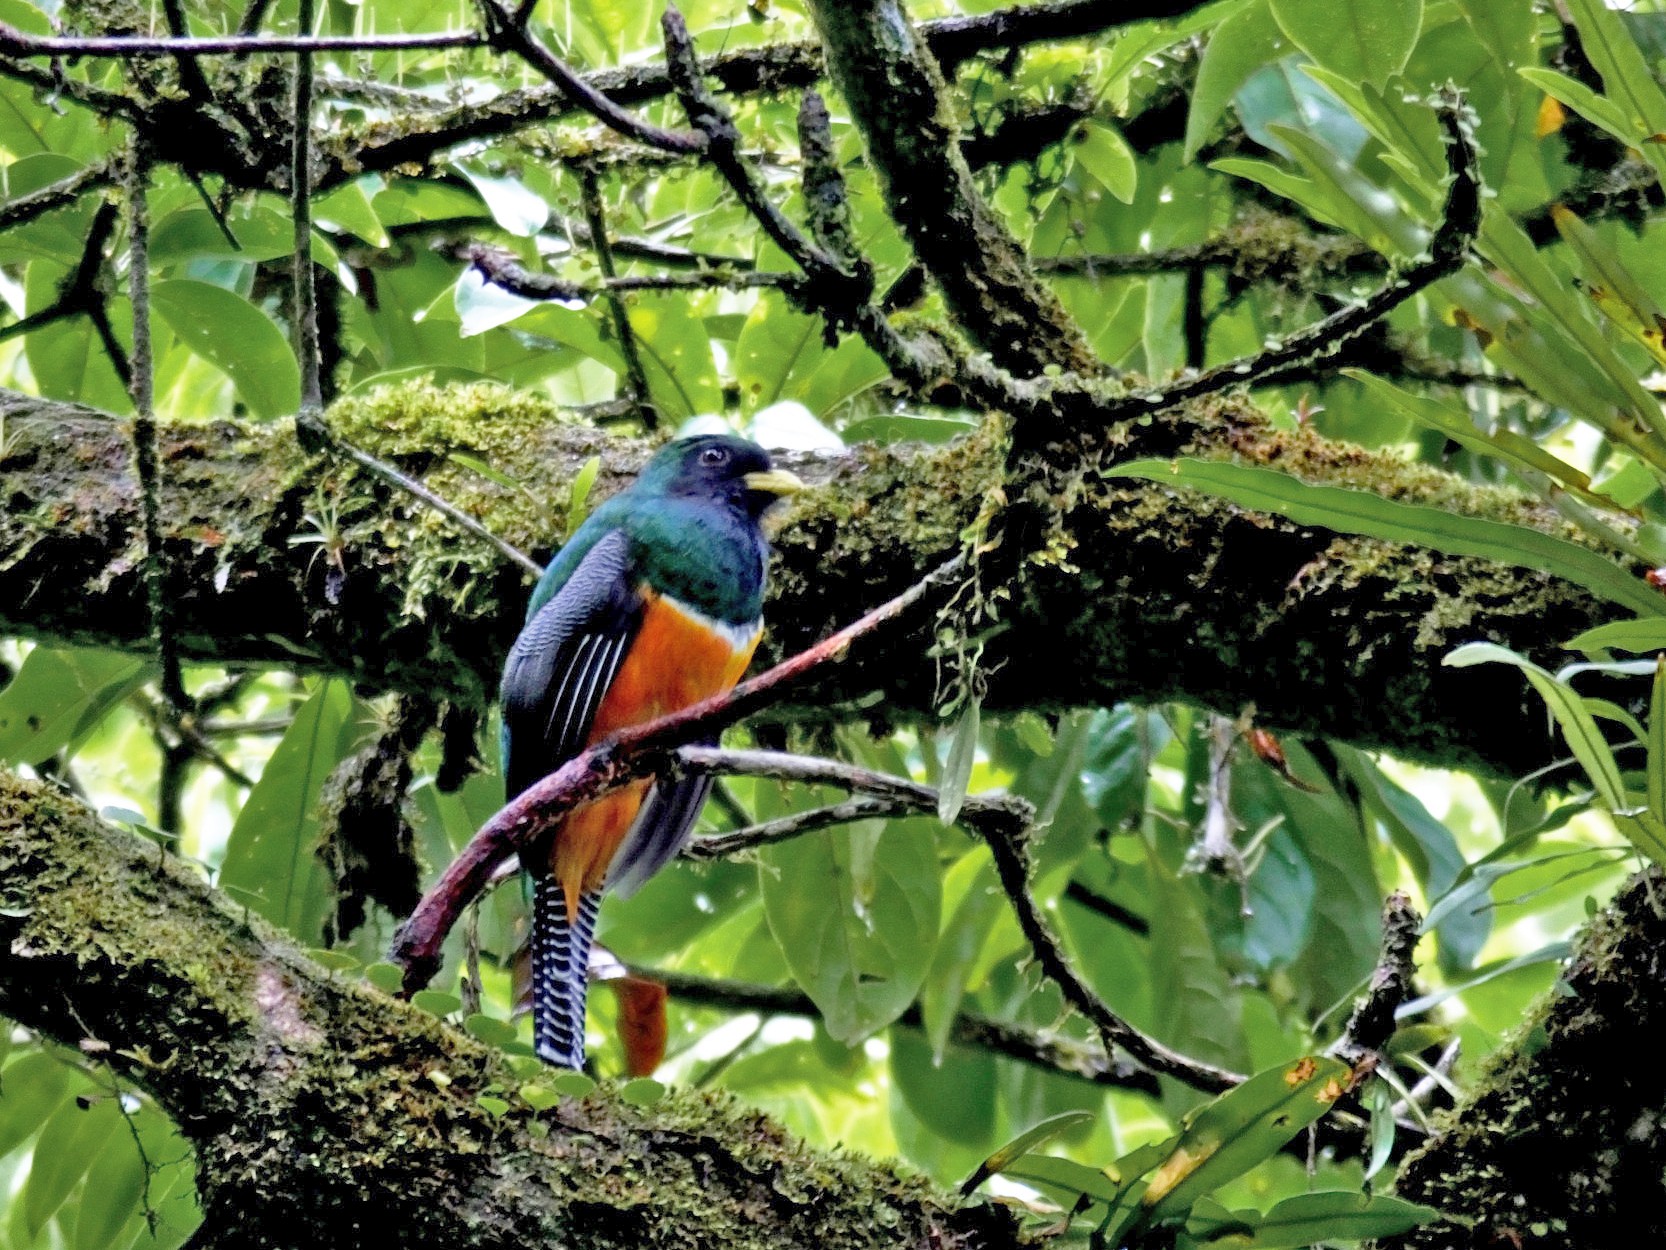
[
  {"left": 71, "top": 1106, "right": 153, "bottom": 1250},
  {"left": 0, "top": 646, "right": 149, "bottom": 766},
  {"left": 1269, "top": 0, "right": 1422, "bottom": 87},
  {"left": 891, "top": 1029, "right": 997, "bottom": 1150},
  {"left": 1445, "top": 644, "right": 1629, "bottom": 812},
  {"left": 619, "top": 1077, "right": 665, "bottom": 1106},
  {"left": 151, "top": 279, "right": 301, "bottom": 419},
  {"left": 1341, "top": 749, "right": 1487, "bottom": 970},
  {"left": 1567, "top": 619, "right": 1666, "bottom": 654},
  {"left": 314, "top": 179, "right": 390, "bottom": 247},
  {"left": 920, "top": 847, "right": 1003, "bottom": 1060},
  {"left": 959, "top": 1109, "right": 1098, "bottom": 1196},
  {"left": 1650, "top": 659, "right": 1666, "bottom": 825},
  {"left": 937, "top": 697, "right": 980, "bottom": 825},
  {"left": 0, "top": 1050, "right": 76, "bottom": 1159},
  {"left": 519, "top": 1083, "right": 560, "bottom": 1112},
  {"left": 412, "top": 990, "right": 463, "bottom": 1016},
  {"left": 1243, "top": 1190, "right": 1441, "bottom": 1246},
  {"left": 464, "top": 1013, "right": 519, "bottom": 1047},
  {"left": 551, "top": 1071, "right": 596, "bottom": 1097},
  {"left": 761, "top": 818, "right": 941, "bottom": 1044},
  {"left": 1070, "top": 120, "right": 1137, "bottom": 203},
  {"left": 1108, "top": 458, "right": 1666, "bottom": 619},
  {"left": 1519, "top": 67, "right": 1640, "bottom": 151},
  {"left": 22, "top": 1097, "right": 124, "bottom": 1237},
  {"left": 219, "top": 681, "right": 359, "bottom": 938},
  {"left": 364, "top": 962, "right": 407, "bottom": 994},
  {"left": 1186, "top": 0, "right": 1289, "bottom": 161},
  {"left": 1139, "top": 1056, "right": 1349, "bottom": 1226}
]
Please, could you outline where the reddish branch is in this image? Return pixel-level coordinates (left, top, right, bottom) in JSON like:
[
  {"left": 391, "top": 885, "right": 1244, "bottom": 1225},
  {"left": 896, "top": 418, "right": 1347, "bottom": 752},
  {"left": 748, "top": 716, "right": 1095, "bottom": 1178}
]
[{"left": 389, "top": 555, "right": 965, "bottom": 993}]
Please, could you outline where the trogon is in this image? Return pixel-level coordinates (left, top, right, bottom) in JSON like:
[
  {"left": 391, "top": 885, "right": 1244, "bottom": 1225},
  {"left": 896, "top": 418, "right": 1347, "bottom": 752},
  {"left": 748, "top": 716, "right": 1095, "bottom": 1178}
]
[{"left": 500, "top": 434, "right": 803, "bottom": 1069}]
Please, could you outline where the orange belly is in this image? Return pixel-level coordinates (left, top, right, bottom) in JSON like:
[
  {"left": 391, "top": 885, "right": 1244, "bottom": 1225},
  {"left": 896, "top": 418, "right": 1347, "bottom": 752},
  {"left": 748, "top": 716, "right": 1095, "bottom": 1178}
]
[{"left": 547, "top": 589, "right": 757, "bottom": 914}]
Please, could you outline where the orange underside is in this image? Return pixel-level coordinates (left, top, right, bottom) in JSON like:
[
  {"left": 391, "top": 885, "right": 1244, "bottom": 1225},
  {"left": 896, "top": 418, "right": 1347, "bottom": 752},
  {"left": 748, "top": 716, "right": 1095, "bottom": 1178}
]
[{"left": 547, "top": 590, "right": 756, "bottom": 918}]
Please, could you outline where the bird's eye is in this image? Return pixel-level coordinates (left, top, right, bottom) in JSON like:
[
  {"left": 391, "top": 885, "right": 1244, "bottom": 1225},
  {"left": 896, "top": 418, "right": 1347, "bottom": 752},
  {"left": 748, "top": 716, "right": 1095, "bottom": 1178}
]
[{"left": 699, "top": 445, "right": 729, "bottom": 467}]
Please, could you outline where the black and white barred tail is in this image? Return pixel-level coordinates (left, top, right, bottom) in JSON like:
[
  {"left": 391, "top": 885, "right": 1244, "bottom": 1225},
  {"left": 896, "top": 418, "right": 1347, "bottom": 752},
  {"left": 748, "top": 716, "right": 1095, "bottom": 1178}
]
[{"left": 530, "top": 877, "right": 601, "bottom": 1070}]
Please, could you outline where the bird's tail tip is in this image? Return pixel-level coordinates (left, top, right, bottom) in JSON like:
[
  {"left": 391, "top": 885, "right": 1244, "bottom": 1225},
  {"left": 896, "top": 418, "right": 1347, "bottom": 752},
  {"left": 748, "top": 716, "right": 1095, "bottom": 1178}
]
[{"left": 531, "top": 877, "right": 601, "bottom": 1071}]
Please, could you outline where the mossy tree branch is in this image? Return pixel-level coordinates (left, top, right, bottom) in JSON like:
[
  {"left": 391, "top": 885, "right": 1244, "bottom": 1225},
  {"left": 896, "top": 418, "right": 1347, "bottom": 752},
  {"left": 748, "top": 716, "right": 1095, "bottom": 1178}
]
[
  {"left": 0, "top": 381, "right": 1634, "bottom": 779},
  {"left": 1386, "top": 867, "right": 1666, "bottom": 1249},
  {"left": 0, "top": 771, "right": 1020, "bottom": 1250}
]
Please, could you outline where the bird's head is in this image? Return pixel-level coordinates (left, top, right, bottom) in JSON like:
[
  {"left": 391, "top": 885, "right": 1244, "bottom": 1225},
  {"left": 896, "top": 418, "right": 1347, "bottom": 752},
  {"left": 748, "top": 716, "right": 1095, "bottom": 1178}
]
[{"left": 640, "top": 433, "right": 805, "bottom": 520}]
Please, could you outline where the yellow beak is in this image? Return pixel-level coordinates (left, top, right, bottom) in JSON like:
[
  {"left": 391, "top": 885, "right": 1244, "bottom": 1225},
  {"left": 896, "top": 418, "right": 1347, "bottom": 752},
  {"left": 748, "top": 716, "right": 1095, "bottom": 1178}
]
[{"left": 742, "top": 468, "right": 806, "bottom": 497}]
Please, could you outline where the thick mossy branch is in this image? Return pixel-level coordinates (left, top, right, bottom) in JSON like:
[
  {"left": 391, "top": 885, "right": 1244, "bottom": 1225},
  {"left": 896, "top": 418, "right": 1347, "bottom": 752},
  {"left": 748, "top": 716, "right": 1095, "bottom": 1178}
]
[
  {"left": 806, "top": 0, "right": 1100, "bottom": 379},
  {"left": 0, "top": 381, "right": 1632, "bottom": 777},
  {"left": 1387, "top": 867, "right": 1666, "bottom": 1249},
  {"left": 0, "top": 771, "right": 1018, "bottom": 1250}
]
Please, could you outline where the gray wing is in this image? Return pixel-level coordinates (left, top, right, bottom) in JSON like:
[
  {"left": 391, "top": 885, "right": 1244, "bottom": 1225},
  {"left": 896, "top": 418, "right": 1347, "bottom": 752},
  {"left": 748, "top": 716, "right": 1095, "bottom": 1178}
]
[
  {"left": 500, "top": 530, "right": 641, "bottom": 801},
  {"left": 606, "top": 766, "right": 715, "bottom": 898}
]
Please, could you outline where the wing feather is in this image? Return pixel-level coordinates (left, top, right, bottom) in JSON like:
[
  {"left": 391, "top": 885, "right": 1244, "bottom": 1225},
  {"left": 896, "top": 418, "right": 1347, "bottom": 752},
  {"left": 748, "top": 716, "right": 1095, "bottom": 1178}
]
[{"left": 501, "top": 530, "right": 641, "bottom": 800}]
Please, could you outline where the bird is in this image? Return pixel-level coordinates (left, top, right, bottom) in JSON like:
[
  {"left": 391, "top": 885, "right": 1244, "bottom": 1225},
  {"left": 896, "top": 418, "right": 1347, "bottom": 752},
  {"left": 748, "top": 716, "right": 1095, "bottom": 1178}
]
[{"left": 500, "top": 433, "right": 803, "bottom": 1070}]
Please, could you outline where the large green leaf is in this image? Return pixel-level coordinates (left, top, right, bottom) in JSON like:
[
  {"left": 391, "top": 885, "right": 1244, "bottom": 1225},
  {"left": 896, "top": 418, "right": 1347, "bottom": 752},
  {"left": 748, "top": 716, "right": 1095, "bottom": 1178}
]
[
  {"left": 1189, "top": 1189, "right": 1441, "bottom": 1246},
  {"left": 1136, "top": 1056, "right": 1349, "bottom": 1227},
  {"left": 0, "top": 646, "right": 150, "bottom": 767},
  {"left": 1109, "top": 458, "right": 1666, "bottom": 618},
  {"left": 218, "top": 681, "right": 361, "bottom": 939},
  {"left": 0, "top": 1049, "right": 77, "bottom": 1159},
  {"left": 760, "top": 817, "right": 941, "bottom": 1044},
  {"left": 1186, "top": 0, "right": 1289, "bottom": 161},
  {"left": 1269, "top": 0, "right": 1422, "bottom": 87},
  {"left": 21, "top": 1096, "right": 125, "bottom": 1237},
  {"left": 151, "top": 279, "right": 301, "bottom": 419}
]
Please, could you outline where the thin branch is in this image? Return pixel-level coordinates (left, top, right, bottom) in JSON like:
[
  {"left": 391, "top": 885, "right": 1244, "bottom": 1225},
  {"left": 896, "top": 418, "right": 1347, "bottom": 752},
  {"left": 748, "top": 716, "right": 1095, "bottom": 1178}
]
[
  {"left": 473, "top": 0, "right": 703, "bottom": 155},
  {"left": 0, "top": 160, "right": 117, "bottom": 232},
  {"left": 390, "top": 555, "right": 966, "bottom": 991},
  {"left": 314, "top": 434, "right": 544, "bottom": 576},
  {"left": 578, "top": 166, "right": 658, "bottom": 430},
  {"left": 1334, "top": 891, "right": 1423, "bottom": 1065},
  {"left": 1062, "top": 880, "right": 1149, "bottom": 936},
  {"left": 980, "top": 812, "right": 1245, "bottom": 1094},
  {"left": 340, "top": 0, "right": 1150, "bottom": 181},
  {"left": 661, "top": 7, "right": 942, "bottom": 389},
  {"left": 684, "top": 796, "right": 902, "bottom": 860},
  {"left": 0, "top": 24, "right": 486, "bottom": 56},
  {"left": 1095, "top": 93, "right": 1484, "bottom": 423},
  {"left": 158, "top": 0, "right": 217, "bottom": 102},
  {"left": 462, "top": 244, "right": 796, "bottom": 301},
  {"left": 291, "top": 0, "right": 322, "bottom": 421},
  {"left": 648, "top": 966, "right": 1161, "bottom": 1095},
  {"left": 127, "top": 141, "right": 186, "bottom": 713}
]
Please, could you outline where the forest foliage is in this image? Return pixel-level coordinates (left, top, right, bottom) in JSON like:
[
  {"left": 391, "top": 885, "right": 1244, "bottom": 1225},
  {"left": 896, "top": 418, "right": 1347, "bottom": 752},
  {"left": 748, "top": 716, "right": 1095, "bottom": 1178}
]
[{"left": 4, "top": 0, "right": 1666, "bottom": 1246}]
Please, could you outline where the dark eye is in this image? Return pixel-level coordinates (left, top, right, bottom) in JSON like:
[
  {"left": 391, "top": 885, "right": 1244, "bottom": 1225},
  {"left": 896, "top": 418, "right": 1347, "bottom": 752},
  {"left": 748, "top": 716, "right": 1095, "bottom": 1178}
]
[{"left": 699, "top": 445, "right": 729, "bottom": 467}]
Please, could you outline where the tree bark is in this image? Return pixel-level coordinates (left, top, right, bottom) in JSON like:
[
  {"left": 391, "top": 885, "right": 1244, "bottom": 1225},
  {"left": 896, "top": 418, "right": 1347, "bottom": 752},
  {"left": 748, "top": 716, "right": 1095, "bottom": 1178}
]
[
  {"left": 0, "top": 770, "right": 1019, "bottom": 1249},
  {"left": 1386, "top": 867, "right": 1666, "bottom": 1249},
  {"left": 0, "top": 382, "right": 1630, "bottom": 777}
]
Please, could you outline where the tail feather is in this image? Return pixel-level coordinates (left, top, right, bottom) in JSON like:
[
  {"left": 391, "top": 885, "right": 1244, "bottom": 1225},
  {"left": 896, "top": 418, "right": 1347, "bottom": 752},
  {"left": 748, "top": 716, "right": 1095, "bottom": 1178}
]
[{"left": 531, "top": 878, "right": 601, "bottom": 1070}]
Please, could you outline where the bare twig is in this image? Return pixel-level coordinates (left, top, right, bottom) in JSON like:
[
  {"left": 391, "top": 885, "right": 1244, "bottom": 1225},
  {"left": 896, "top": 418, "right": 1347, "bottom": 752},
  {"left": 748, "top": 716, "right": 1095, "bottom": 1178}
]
[
  {"left": 462, "top": 244, "right": 796, "bottom": 301},
  {"left": 648, "top": 966, "right": 1161, "bottom": 1095},
  {"left": 0, "top": 23, "right": 486, "bottom": 56},
  {"left": 291, "top": 0, "right": 322, "bottom": 422},
  {"left": 578, "top": 167, "right": 658, "bottom": 430},
  {"left": 1097, "top": 93, "right": 1483, "bottom": 422},
  {"left": 684, "top": 796, "right": 903, "bottom": 860},
  {"left": 473, "top": 0, "right": 703, "bottom": 155},
  {"left": 126, "top": 141, "right": 186, "bottom": 713},
  {"left": 980, "top": 814, "right": 1245, "bottom": 1093}
]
